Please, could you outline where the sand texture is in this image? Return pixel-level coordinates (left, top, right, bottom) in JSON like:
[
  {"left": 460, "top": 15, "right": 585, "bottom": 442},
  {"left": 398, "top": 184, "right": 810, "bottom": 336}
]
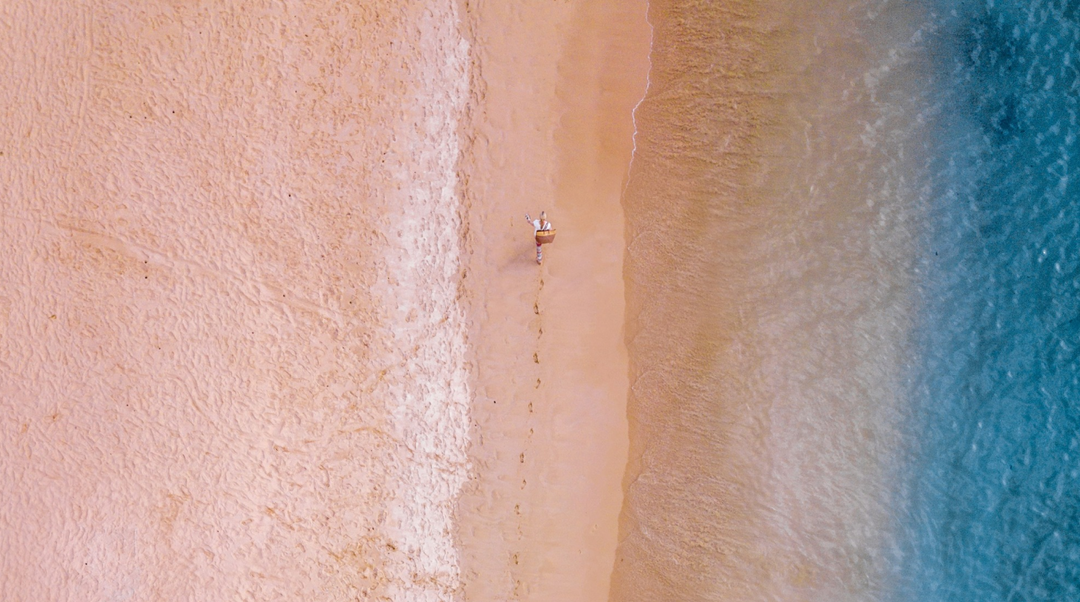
[{"left": 1, "top": 1, "right": 473, "bottom": 599}]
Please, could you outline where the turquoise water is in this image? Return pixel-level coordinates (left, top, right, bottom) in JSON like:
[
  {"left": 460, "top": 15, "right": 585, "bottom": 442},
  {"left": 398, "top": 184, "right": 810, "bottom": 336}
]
[{"left": 899, "top": 0, "right": 1080, "bottom": 599}]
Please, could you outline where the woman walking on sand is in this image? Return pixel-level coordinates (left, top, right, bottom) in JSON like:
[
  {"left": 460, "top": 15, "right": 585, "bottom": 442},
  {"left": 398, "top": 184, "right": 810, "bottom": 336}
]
[{"left": 525, "top": 211, "right": 555, "bottom": 264}]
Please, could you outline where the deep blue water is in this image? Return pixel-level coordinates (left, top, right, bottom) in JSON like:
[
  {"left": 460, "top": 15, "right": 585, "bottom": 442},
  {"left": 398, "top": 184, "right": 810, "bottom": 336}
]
[{"left": 899, "top": 0, "right": 1080, "bottom": 599}]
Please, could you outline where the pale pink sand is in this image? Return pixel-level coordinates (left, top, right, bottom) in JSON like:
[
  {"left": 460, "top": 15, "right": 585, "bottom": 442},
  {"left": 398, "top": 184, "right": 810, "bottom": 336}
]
[
  {"left": 1, "top": 1, "right": 472, "bottom": 599},
  {"left": 454, "top": 1, "right": 650, "bottom": 601}
]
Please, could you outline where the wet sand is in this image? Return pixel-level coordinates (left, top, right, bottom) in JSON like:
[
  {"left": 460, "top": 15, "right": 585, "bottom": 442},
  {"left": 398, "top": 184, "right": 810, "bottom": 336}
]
[{"left": 454, "top": 1, "right": 649, "bottom": 600}]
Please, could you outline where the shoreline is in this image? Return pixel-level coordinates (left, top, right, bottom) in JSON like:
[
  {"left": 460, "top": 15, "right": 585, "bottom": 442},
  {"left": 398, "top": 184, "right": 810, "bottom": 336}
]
[{"left": 453, "top": 1, "right": 650, "bottom": 600}]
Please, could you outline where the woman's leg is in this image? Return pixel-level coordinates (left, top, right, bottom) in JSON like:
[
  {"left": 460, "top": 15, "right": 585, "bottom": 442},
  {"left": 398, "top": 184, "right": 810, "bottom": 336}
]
[{"left": 536, "top": 243, "right": 543, "bottom": 264}]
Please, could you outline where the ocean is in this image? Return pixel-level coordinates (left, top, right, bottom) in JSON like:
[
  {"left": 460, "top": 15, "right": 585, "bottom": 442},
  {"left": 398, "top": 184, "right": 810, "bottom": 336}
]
[
  {"left": 897, "top": 0, "right": 1080, "bottom": 599},
  {"left": 613, "top": 0, "right": 1080, "bottom": 600}
]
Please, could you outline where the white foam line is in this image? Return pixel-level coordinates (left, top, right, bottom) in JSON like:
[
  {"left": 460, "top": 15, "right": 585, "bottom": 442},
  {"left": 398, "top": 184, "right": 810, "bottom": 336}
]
[{"left": 624, "top": 0, "right": 655, "bottom": 196}]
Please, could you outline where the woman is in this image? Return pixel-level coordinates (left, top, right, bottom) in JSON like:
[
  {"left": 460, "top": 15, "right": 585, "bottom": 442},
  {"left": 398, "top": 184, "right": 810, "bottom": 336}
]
[{"left": 524, "top": 211, "right": 554, "bottom": 264}]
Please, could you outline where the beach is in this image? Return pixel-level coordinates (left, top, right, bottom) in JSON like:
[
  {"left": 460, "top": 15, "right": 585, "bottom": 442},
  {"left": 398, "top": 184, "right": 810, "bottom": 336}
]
[
  {"left": 8, "top": 1, "right": 1073, "bottom": 600},
  {"left": 0, "top": 0, "right": 646, "bottom": 600}
]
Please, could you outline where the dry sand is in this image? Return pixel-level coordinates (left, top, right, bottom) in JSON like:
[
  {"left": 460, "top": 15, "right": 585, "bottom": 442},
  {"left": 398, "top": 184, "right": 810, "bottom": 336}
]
[
  {"left": 2, "top": 1, "right": 472, "bottom": 599},
  {"left": 1, "top": 0, "right": 649, "bottom": 600}
]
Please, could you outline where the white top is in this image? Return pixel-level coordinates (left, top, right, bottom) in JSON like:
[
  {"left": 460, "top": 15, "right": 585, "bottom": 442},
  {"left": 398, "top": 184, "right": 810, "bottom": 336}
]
[{"left": 530, "top": 219, "right": 553, "bottom": 233}]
